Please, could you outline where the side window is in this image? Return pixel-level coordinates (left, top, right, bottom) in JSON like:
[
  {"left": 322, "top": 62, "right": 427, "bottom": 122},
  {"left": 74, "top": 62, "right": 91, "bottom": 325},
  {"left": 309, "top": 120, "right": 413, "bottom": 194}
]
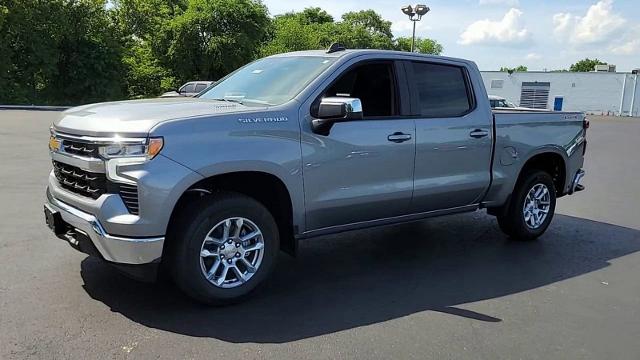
[
  {"left": 411, "top": 62, "right": 472, "bottom": 117},
  {"left": 490, "top": 99, "right": 497, "bottom": 108},
  {"left": 182, "top": 83, "right": 196, "bottom": 93},
  {"left": 321, "top": 62, "right": 397, "bottom": 117},
  {"left": 195, "top": 83, "right": 207, "bottom": 92}
]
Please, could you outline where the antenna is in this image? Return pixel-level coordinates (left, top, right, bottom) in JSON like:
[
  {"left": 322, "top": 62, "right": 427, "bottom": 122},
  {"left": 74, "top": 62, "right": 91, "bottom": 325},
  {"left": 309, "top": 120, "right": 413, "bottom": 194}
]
[{"left": 327, "top": 43, "right": 346, "bottom": 54}]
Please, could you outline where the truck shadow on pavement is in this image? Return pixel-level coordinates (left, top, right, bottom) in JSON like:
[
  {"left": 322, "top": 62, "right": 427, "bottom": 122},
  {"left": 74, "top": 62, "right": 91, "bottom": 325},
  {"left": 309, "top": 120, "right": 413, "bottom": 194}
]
[{"left": 80, "top": 212, "right": 640, "bottom": 343}]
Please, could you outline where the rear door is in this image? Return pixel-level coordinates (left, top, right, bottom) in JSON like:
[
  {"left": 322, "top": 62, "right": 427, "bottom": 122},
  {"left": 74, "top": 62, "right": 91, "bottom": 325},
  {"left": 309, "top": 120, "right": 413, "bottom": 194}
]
[{"left": 406, "top": 60, "right": 493, "bottom": 212}]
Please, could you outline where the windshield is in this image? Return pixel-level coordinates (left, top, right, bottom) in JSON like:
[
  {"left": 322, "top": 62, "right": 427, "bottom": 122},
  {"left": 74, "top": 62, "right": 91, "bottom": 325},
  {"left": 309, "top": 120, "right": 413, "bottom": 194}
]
[{"left": 199, "top": 56, "right": 336, "bottom": 106}]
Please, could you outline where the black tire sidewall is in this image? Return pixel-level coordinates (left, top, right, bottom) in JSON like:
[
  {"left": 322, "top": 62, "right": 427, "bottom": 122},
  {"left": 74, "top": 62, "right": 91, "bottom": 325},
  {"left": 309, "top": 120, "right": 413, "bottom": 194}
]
[
  {"left": 172, "top": 193, "right": 279, "bottom": 304},
  {"left": 505, "top": 170, "right": 557, "bottom": 240}
]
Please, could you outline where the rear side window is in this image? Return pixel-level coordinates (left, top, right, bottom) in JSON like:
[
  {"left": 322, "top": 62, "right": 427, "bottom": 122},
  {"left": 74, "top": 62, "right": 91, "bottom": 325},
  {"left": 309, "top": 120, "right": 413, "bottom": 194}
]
[
  {"left": 195, "top": 83, "right": 207, "bottom": 92},
  {"left": 411, "top": 62, "right": 472, "bottom": 117}
]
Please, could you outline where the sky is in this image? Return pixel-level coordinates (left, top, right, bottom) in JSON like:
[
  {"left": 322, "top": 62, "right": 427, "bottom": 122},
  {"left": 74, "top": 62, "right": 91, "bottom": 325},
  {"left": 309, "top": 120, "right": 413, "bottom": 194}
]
[{"left": 262, "top": 0, "right": 640, "bottom": 71}]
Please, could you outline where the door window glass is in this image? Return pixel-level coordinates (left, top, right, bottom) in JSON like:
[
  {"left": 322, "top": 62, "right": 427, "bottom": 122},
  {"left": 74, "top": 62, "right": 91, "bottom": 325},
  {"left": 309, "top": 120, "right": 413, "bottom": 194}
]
[
  {"left": 181, "top": 83, "right": 196, "bottom": 93},
  {"left": 412, "top": 62, "right": 472, "bottom": 117},
  {"left": 323, "top": 62, "right": 396, "bottom": 117}
]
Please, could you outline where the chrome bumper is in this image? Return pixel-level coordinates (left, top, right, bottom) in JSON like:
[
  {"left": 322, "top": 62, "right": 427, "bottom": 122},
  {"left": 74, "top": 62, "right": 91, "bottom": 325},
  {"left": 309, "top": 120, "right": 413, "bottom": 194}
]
[{"left": 45, "top": 190, "right": 164, "bottom": 264}]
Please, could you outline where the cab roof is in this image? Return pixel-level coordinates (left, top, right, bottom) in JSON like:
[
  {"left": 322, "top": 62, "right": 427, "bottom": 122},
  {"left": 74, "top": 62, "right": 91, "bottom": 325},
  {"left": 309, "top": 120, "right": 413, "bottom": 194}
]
[{"left": 268, "top": 49, "right": 476, "bottom": 67}]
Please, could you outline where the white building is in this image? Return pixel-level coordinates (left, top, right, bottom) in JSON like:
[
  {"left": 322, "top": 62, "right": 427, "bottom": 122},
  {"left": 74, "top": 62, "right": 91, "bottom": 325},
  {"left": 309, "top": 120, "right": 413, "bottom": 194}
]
[{"left": 480, "top": 71, "right": 640, "bottom": 116}]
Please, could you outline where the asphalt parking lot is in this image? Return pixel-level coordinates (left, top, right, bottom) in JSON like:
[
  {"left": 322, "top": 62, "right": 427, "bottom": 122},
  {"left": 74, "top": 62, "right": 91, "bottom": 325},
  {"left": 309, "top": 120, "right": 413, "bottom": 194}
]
[{"left": 1, "top": 111, "right": 639, "bottom": 359}]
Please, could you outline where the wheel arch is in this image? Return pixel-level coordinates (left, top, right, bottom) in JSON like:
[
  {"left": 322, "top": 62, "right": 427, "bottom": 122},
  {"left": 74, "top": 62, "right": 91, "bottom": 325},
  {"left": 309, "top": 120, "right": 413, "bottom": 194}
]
[
  {"left": 166, "top": 170, "right": 298, "bottom": 257},
  {"left": 487, "top": 147, "right": 568, "bottom": 217},
  {"left": 517, "top": 148, "right": 568, "bottom": 196}
]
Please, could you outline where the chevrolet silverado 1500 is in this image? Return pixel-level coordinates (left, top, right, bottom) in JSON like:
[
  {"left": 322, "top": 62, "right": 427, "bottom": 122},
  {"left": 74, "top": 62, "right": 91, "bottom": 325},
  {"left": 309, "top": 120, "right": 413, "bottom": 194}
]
[{"left": 44, "top": 48, "right": 587, "bottom": 304}]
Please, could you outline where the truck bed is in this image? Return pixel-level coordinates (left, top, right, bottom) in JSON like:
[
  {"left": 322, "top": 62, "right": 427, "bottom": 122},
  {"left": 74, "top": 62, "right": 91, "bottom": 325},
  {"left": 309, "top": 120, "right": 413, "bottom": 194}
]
[{"left": 483, "top": 110, "right": 586, "bottom": 207}]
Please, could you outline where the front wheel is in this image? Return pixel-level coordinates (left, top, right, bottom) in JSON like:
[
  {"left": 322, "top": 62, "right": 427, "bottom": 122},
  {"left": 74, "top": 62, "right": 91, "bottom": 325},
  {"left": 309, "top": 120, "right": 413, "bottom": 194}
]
[
  {"left": 497, "top": 170, "right": 557, "bottom": 241},
  {"left": 169, "top": 192, "right": 279, "bottom": 305}
]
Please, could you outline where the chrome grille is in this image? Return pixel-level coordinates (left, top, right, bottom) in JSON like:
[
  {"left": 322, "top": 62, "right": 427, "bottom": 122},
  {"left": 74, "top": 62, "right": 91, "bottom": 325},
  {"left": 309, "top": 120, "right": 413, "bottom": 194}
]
[
  {"left": 62, "top": 139, "right": 100, "bottom": 158},
  {"left": 118, "top": 184, "right": 139, "bottom": 215},
  {"left": 53, "top": 161, "right": 106, "bottom": 199}
]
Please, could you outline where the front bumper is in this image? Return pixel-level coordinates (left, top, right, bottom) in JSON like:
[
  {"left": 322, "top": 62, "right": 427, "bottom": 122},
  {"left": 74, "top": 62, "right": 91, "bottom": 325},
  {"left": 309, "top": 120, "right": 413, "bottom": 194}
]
[{"left": 45, "top": 189, "right": 164, "bottom": 264}]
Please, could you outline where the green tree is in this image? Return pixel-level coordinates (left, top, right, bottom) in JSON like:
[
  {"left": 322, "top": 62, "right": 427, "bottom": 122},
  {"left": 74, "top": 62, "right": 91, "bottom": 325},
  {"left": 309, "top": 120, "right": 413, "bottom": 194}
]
[
  {"left": 341, "top": 10, "right": 393, "bottom": 39},
  {"left": 277, "top": 7, "right": 333, "bottom": 25},
  {"left": 394, "top": 37, "right": 443, "bottom": 55},
  {"left": 261, "top": 8, "right": 421, "bottom": 56},
  {"left": 112, "top": 0, "right": 185, "bottom": 96},
  {"left": 121, "top": 41, "right": 175, "bottom": 98},
  {"left": 259, "top": 16, "right": 326, "bottom": 56},
  {"left": 570, "top": 58, "right": 606, "bottom": 72},
  {"left": 111, "top": 0, "right": 185, "bottom": 40},
  {"left": 335, "top": 10, "right": 394, "bottom": 49},
  {"left": 0, "top": 0, "right": 63, "bottom": 104},
  {"left": 49, "top": 0, "right": 127, "bottom": 104},
  {"left": 160, "top": 0, "right": 271, "bottom": 84},
  {"left": 0, "top": 0, "right": 126, "bottom": 105},
  {"left": 500, "top": 65, "right": 528, "bottom": 72}
]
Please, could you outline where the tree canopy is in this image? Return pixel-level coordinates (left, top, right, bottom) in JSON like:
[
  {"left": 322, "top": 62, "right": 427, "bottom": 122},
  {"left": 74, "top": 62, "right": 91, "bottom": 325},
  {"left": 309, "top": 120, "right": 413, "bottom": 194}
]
[
  {"left": 569, "top": 58, "right": 607, "bottom": 72},
  {"left": 0, "top": 0, "right": 126, "bottom": 105},
  {"left": 500, "top": 65, "right": 528, "bottom": 72},
  {"left": 0, "top": 2, "right": 444, "bottom": 104}
]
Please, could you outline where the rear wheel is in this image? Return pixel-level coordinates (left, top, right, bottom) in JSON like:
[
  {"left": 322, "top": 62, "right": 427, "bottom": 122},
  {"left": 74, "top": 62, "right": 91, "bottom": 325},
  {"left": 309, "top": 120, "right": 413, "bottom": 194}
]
[
  {"left": 169, "top": 192, "right": 279, "bottom": 305},
  {"left": 497, "top": 170, "right": 556, "bottom": 241}
]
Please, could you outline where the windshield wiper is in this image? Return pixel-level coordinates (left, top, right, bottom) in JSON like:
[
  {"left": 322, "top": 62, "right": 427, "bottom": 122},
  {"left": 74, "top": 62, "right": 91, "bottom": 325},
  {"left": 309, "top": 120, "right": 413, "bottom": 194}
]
[{"left": 211, "top": 97, "right": 244, "bottom": 105}]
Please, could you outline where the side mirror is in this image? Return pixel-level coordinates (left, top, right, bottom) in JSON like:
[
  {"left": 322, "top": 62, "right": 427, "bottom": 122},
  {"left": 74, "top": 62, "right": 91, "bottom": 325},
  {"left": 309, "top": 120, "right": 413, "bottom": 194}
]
[{"left": 312, "top": 97, "right": 363, "bottom": 135}]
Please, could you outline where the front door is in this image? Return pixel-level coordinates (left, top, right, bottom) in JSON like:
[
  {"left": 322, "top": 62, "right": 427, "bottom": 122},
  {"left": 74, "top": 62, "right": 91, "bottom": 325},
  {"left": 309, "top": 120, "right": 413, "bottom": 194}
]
[{"left": 301, "top": 61, "right": 416, "bottom": 230}]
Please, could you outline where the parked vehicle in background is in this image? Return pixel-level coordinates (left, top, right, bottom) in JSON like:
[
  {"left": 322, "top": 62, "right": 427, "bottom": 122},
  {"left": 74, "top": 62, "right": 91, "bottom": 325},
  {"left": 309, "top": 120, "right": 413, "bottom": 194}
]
[
  {"left": 489, "top": 95, "right": 546, "bottom": 111},
  {"left": 160, "top": 81, "right": 214, "bottom": 97},
  {"left": 489, "top": 95, "right": 517, "bottom": 109},
  {"left": 44, "top": 48, "right": 587, "bottom": 305}
]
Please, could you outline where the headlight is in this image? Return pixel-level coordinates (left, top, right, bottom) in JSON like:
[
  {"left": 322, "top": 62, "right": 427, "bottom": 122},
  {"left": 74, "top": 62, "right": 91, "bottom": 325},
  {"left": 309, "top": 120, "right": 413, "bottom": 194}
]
[{"left": 99, "top": 137, "right": 164, "bottom": 160}]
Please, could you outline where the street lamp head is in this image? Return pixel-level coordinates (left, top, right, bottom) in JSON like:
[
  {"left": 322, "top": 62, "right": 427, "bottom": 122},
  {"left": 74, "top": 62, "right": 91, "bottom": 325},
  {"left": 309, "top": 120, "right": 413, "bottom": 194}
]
[
  {"left": 401, "top": 4, "right": 430, "bottom": 53},
  {"left": 414, "top": 4, "right": 430, "bottom": 16},
  {"left": 401, "top": 5, "right": 415, "bottom": 17}
]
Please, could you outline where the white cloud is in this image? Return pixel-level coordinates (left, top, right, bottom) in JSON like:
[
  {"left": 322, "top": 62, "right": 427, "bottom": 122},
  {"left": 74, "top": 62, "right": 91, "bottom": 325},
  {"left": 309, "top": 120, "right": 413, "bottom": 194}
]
[
  {"left": 611, "top": 40, "right": 640, "bottom": 55},
  {"left": 525, "top": 53, "right": 541, "bottom": 60},
  {"left": 391, "top": 21, "right": 432, "bottom": 34},
  {"left": 553, "top": 0, "right": 626, "bottom": 45},
  {"left": 458, "top": 8, "right": 531, "bottom": 46},
  {"left": 611, "top": 27, "right": 640, "bottom": 55},
  {"left": 479, "top": 0, "right": 519, "bottom": 6}
]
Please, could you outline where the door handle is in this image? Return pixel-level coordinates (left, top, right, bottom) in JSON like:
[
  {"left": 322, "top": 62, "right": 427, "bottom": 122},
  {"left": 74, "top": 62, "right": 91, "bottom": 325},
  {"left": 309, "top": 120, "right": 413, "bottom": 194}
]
[
  {"left": 469, "top": 129, "right": 489, "bottom": 138},
  {"left": 387, "top": 132, "right": 412, "bottom": 143}
]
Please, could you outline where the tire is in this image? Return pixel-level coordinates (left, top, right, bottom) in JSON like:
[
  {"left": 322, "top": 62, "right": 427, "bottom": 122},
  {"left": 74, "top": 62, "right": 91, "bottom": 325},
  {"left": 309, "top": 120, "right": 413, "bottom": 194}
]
[
  {"left": 497, "top": 170, "right": 557, "bottom": 241},
  {"left": 168, "top": 191, "right": 279, "bottom": 305}
]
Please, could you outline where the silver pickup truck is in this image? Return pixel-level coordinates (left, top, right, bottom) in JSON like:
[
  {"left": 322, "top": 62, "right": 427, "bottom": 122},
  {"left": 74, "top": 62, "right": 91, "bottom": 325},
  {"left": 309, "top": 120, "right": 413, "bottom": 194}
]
[{"left": 44, "top": 49, "right": 587, "bottom": 304}]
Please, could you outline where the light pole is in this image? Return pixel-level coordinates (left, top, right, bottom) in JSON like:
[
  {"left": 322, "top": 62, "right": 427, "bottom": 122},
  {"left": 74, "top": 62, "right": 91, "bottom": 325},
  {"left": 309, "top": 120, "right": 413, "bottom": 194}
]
[{"left": 401, "top": 4, "right": 430, "bottom": 52}]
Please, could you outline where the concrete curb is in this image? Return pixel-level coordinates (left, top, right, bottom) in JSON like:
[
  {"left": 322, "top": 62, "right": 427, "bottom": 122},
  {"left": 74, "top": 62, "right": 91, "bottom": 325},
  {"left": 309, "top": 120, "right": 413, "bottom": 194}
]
[{"left": 0, "top": 105, "right": 70, "bottom": 111}]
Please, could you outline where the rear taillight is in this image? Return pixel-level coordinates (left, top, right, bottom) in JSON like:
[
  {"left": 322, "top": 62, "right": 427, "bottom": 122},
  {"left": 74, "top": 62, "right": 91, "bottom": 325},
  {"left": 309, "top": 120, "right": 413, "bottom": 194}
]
[{"left": 582, "top": 118, "right": 588, "bottom": 155}]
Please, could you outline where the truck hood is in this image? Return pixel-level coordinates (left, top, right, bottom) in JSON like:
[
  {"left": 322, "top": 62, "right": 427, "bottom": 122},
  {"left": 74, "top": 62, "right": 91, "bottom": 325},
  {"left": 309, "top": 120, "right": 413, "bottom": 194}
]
[{"left": 53, "top": 98, "right": 261, "bottom": 137}]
